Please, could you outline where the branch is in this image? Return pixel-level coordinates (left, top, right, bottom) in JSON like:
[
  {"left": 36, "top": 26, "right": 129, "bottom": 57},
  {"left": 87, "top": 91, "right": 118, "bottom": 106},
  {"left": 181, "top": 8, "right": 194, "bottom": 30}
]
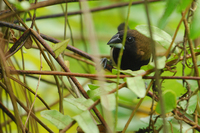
[{"left": 9, "top": 69, "right": 200, "bottom": 80}]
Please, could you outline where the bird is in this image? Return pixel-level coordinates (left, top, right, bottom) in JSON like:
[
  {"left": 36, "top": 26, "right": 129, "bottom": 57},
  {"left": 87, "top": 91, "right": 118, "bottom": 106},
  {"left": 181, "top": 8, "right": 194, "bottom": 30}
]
[{"left": 103, "top": 23, "right": 152, "bottom": 71}]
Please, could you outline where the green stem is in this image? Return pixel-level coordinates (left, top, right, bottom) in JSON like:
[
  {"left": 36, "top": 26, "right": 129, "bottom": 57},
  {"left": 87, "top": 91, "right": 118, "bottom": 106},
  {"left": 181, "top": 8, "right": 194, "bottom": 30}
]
[{"left": 115, "top": 0, "right": 133, "bottom": 130}]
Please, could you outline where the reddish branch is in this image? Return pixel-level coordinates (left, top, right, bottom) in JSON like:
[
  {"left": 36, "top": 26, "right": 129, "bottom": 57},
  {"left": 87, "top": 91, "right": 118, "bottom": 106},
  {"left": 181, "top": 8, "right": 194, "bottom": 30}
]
[
  {"left": 173, "top": 110, "right": 200, "bottom": 131},
  {"left": 0, "top": 0, "right": 161, "bottom": 21},
  {"left": 9, "top": 69, "right": 200, "bottom": 81},
  {"left": 25, "top": 0, "right": 161, "bottom": 21}
]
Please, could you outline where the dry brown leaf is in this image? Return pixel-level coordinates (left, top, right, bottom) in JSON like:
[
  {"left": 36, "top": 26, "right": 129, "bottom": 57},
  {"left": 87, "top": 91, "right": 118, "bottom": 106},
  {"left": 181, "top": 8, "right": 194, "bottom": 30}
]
[{"left": 24, "top": 36, "right": 33, "bottom": 49}]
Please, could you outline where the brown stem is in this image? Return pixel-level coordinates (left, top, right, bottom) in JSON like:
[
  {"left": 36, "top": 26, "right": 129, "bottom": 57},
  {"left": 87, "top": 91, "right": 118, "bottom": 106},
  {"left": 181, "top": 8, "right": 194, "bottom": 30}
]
[
  {"left": 9, "top": 76, "right": 50, "bottom": 110},
  {"left": 60, "top": 120, "right": 76, "bottom": 133},
  {"left": 0, "top": 101, "right": 30, "bottom": 132},
  {"left": 173, "top": 110, "right": 200, "bottom": 131},
  {"left": 182, "top": 14, "right": 200, "bottom": 88},
  {"left": 0, "top": 80, "right": 54, "bottom": 133},
  {"left": 0, "top": 101, "right": 16, "bottom": 123},
  {"left": 0, "top": 40, "right": 24, "bottom": 132}
]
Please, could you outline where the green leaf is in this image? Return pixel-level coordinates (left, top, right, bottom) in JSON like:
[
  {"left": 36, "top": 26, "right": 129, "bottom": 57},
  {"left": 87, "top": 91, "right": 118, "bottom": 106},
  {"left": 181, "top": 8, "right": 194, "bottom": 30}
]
[
  {"left": 112, "top": 69, "right": 145, "bottom": 76},
  {"left": 111, "top": 69, "right": 118, "bottom": 75},
  {"left": 101, "top": 94, "right": 116, "bottom": 111},
  {"left": 136, "top": 25, "right": 179, "bottom": 54},
  {"left": 140, "top": 63, "right": 154, "bottom": 71},
  {"left": 73, "top": 111, "right": 99, "bottom": 133},
  {"left": 120, "top": 69, "right": 145, "bottom": 76},
  {"left": 190, "top": 1, "right": 200, "bottom": 39},
  {"left": 158, "top": 0, "right": 179, "bottom": 29},
  {"left": 149, "top": 56, "right": 166, "bottom": 69},
  {"left": 176, "top": 80, "right": 198, "bottom": 91},
  {"left": 87, "top": 83, "right": 116, "bottom": 101},
  {"left": 194, "top": 47, "right": 200, "bottom": 53},
  {"left": 140, "top": 115, "right": 174, "bottom": 129},
  {"left": 8, "top": 0, "right": 30, "bottom": 10},
  {"left": 155, "top": 90, "right": 177, "bottom": 114},
  {"left": 186, "top": 95, "right": 197, "bottom": 114},
  {"left": 179, "top": 95, "right": 197, "bottom": 114},
  {"left": 125, "top": 76, "right": 146, "bottom": 98},
  {"left": 8, "top": 0, "right": 16, "bottom": 3},
  {"left": 64, "top": 97, "right": 94, "bottom": 111},
  {"left": 140, "top": 115, "right": 174, "bottom": 124},
  {"left": 19, "top": 1, "right": 30, "bottom": 10},
  {"left": 88, "top": 84, "right": 100, "bottom": 90},
  {"left": 177, "top": 0, "right": 192, "bottom": 12},
  {"left": 40, "top": 110, "right": 73, "bottom": 129},
  {"left": 52, "top": 39, "right": 70, "bottom": 58},
  {"left": 87, "top": 88, "right": 108, "bottom": 101},
  {"left": 179, "top": 100, "right": 187, "bottom": 110}
]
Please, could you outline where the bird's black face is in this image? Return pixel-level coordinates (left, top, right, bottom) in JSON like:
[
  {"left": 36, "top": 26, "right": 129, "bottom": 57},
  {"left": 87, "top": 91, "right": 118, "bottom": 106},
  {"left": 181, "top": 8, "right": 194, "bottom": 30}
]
[{"left": 107, "top": 30, "right": 137, "bottom": 53}]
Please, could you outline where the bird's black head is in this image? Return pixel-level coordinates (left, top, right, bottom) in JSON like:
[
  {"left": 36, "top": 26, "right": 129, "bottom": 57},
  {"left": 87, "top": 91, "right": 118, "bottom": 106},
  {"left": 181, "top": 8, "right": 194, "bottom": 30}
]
[
  {"left": 107, "top": 30, "right": 137, "bottom": 52},
  {"left": 107, "top": 22, "right": 136, "bottom": 50},
  {"left": 106, "top": 23, "right": 152, "bottom": 71}
]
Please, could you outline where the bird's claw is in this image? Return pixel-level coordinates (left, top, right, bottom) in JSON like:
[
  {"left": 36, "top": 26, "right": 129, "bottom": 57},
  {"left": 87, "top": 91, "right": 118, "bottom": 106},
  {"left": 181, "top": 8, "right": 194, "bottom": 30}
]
[
  {"left": 96, "top": 58, "right": 113, "bottom": 71},
  {"left": 100, "top": 58, "right": 108, "bottom": 69}
]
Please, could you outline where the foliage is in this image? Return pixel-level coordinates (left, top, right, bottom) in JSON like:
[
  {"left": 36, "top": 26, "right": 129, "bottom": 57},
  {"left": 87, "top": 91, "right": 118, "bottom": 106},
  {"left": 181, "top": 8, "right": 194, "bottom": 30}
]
[{"left": 0, "top": 0, "right": 200, "bottom": 133}]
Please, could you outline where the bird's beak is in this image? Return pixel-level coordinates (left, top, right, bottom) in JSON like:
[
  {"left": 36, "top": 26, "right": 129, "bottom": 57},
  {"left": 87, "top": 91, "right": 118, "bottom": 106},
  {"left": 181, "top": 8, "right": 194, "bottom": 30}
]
[{"left": 107, "top": 34, "right": 124, "bottom": 49}]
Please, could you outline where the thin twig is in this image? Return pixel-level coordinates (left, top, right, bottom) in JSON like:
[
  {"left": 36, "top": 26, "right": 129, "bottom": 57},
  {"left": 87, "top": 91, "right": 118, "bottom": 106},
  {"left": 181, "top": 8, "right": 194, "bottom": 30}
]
[
  {"left": 164, "top": 6, "right": 190, "bottom": 57},
  {"left": 9, "top": 76, "right": 50, "bottom": 110},
  {"left": 182, "top": 13, "right": 200, "bottom": 89},
  {"left": 24, "top": 51, "right": 42, "bottom": 130}
]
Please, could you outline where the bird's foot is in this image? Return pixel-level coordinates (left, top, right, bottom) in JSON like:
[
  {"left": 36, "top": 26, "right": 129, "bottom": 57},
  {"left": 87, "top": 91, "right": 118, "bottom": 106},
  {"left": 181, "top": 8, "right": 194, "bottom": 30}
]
[{"left": 96, "top": 58, "right": 113, "bottom": 72}]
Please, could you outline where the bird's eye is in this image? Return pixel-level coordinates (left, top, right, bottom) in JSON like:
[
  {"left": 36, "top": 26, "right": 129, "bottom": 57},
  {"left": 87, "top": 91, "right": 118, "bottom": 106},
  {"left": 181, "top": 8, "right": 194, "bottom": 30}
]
[{"left": 126, "top": 36, "right": 134, "bottom": 43}]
